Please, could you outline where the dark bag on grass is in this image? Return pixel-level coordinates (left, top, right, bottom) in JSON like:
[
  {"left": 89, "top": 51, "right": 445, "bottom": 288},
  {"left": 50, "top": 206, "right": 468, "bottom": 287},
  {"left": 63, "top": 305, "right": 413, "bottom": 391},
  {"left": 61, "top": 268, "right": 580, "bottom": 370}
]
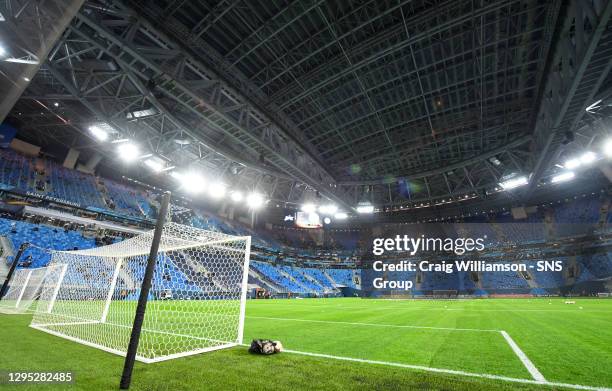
[{"left": 249, "top": 339, "right": 283, "bottom": 355}]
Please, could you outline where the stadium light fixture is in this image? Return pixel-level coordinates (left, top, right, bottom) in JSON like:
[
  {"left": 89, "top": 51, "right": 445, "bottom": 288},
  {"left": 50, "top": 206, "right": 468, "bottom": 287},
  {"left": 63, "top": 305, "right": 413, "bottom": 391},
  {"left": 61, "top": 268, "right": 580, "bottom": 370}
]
[
  {"left": 334, "top": 212, "right": 348, "bottom": 220},
  {"left": 488, "top": 156, "right": 502, "bottom": 166},
  {"left": 230, "top": 191, "right": 243, "bottom": 202},
  {"left": 247, "top": 192, "right": 264, "bottom": 209},
  {"left": 499, "top": 176, "right": 528, "bottom": 190},
  {"left": 564, "top": 158, "right": 581, "bottom": 169},
  {"left": 604, "top": 139, "right": 612, "bottom": 158},
  {"left": 208, "top": 182, "right": 226, "bottom": 199},
  {"left": 551, "top": 171, "right": 575, "bottom": 183},
  {"left": 301, "top": 203, "right": 316, "bottom": 213},
  {"left": 117, "top": 142, "right": 139, "bottom": 162},
  {"left": 171, "top": 171, "right": 206, "bottom": 194},
  {"left": 585, "top": 99, "right": 602, "bottom": 113},
  {"left": 580, "top": 151, "right": 597, "bottom": 165},
  {"left": 323, "top": 217, "right": 331, "bottom": 225},
  {"left": 356, "top": 204, "right": 374, "bottom": 214},
  {"left": 319, "top": 204, "right": 338, "bottom": 215},
  {"left": 144, "top": 158, "right": 164, "bottom": 172},
  {"left": 182, "top": 172, "right": 206, "bottom": 194},
  {"left": 0, "top": 45, "right": 6, "bottom": 57},
  {"left": 89, "top": 125, "right": 108, "bottom": 141}
]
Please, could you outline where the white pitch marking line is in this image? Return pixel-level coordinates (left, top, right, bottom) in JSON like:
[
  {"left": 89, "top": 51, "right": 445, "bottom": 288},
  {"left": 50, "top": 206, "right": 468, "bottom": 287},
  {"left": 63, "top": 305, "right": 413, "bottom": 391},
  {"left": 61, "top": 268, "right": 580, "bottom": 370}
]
[
  {"left": 239, "top": 345, "right": 609, "bottom": 391},
  {"left": 247, "top": 316, "right": 500, "bottom": 332},
  {"left": 500, "top": 330, "right": 546, "bottom": 382},
  {"left": 246, "top": 316, "right": 612, "bottom": 390}
]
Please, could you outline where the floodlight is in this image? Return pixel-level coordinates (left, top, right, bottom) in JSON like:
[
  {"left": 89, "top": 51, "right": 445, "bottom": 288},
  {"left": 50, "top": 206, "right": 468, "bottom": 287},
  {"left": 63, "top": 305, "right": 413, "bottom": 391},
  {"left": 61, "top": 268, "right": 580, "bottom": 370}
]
[
  {"left": 334, "top": 212, "right": 348, "bottom": 220},
  {"left": 604, "top": 139, "right": 612, "bottom": 158},
  {"left": 551, "top": 171, "right": 575, "bottom": 183},
  {"left": 89, "top": 125, "right": 108, "bottom": 141},
  {"left": 301, "top": 203, "right": 316, "bottom": 213},
  {"left": 564, "top": 158, "right": 581, "bottom": 169},
  {"left": 499, "top": 176, "right": 528, "bottom": 190},
  {"left": 319, "top": 204, "right": 338, "bottom": 215},
  {"left": 580, "top": 151, "right": 597, "bottom": 165},
  {"left": 171, "top": 171, "right": 205, "bottom": 194},
  {"left": 489, "top": 156, "right": 501, "bottom": 166},
  {"left": 181, "top": 172, "right": 206, "bottom": 194},
  {"left": 144, "top": 159, "right": 164, "bottom": 172},
  {"left": 0, "top": 46, "right": 5, "bottom": 57},
  {"left": 247, "top": 193, "right": 264, "bottom": 209},
  {"left": 208, "top": 182, "right": 226, "bottom": 199},
  {"left": 230, "top": 191, "right": 243, "bottom": 202},
  {"left": 323, "top": 217, "right": 331, "bottom": 224},
  {"left": 117, "top": 142, "right": 139, "bottom": 161},
  {"left": 356, "top": 204, "right": 374, "bottom": 214}
]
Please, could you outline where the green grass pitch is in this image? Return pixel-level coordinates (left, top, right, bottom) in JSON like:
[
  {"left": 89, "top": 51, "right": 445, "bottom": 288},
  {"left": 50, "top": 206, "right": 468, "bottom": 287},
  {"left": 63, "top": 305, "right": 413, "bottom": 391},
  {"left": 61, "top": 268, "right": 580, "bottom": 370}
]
[{"left": 1, "top": 297, "right": 611, "bottom": 390}]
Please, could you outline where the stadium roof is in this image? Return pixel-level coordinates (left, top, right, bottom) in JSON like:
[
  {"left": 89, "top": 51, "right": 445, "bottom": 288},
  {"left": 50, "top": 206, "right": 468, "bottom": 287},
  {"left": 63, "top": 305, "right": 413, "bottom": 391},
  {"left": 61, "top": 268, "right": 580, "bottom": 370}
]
[{"left": 7, "top": 0, "right": 612, "bottom": 212}]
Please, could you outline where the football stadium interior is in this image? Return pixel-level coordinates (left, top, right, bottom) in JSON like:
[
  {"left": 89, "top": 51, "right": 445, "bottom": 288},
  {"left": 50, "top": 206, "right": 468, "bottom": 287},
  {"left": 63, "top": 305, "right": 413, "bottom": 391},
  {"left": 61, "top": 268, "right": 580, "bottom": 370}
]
[{"left": 0, "top": 0, "right": 611, "bottom": 390}]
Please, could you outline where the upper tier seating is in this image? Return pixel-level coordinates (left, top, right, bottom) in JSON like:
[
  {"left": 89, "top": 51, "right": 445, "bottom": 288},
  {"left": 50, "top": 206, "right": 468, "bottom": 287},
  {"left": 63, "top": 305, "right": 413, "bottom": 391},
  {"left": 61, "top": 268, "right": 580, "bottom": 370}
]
[
  {"left": 0, "top": 148, "right": 35, "bottom": 191},
  {"left": 0, "top": 148, "right": 154, "bottom": 219},
  {"left": 47, "top": 163, "right": 105, "bottom": 208},
  {"left": 0, "top": 217, "right": 96, "bottom": 268},
  {"left": 102, "top": 178, "right": 152, "bottom": 218}
]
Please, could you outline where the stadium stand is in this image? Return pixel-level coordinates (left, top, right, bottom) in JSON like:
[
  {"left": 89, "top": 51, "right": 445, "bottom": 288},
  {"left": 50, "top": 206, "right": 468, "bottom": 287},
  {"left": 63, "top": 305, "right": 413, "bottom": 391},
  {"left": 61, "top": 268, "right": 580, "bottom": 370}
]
[
  {"left": 1, "top": 147, "right": 611, "bottom": 296},
  {"left": 0, "top": 148, "right": 35, "bottom": 191},
  {"left": 0, "top": 149, "right": 155, "bottom": 220},
  {"left": 0, "top": 217, "right": 96, "bottom": 268}
]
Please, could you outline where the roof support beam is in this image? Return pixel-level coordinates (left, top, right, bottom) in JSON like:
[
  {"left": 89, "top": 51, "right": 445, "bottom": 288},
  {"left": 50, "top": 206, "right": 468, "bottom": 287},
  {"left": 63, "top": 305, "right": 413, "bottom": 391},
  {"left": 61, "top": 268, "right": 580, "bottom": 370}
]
[{"left": 525, "top": 0, "right": 612, "bottom": 197}]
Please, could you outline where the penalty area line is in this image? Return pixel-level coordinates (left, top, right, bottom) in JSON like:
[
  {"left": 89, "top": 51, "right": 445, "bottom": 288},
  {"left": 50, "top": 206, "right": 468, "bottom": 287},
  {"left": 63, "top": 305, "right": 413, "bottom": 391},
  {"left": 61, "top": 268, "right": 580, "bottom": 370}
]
[
  {"left": 500, "top": 330, "right": 546, "bottom": 382},
  {"left": 258, "top": 347, "right": 610, "bottom": 391}
]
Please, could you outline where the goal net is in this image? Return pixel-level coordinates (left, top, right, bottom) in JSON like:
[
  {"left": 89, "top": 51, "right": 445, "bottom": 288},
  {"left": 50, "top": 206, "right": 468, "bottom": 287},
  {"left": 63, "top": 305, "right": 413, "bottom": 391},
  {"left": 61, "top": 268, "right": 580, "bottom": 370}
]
[
  {"left": 0, "top": 265, "right": 61, "bottom": 314},
  {"left": 30, "top": 222, "right": 251, "bottom": 363}
]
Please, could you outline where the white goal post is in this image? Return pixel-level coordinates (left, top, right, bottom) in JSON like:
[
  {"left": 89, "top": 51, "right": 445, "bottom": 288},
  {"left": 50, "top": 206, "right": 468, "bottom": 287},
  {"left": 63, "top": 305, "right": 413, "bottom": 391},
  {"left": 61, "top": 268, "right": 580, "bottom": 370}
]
[
  {"left": 30, "top": 222, "right": 251, "bottom": 363},
  {"left": 0, "top": 265, "right": 63, "bottom": 314}
]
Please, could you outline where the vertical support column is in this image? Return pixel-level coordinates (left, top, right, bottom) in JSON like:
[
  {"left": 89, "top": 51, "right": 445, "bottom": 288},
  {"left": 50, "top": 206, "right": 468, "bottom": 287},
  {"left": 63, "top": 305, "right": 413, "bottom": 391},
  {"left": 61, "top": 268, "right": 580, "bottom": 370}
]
[
  {"left": 47, "top": 263, "right": 68, "bottom": 314},
  {"left": 120, "top": 191, "right": 170, "bottom": 390},
  {"left": 237, "top": 236, "right": 251, "bottom": 345},
  {"left": 101, "top": 258, "right": 123, "bottom": 323},
  {"left": 15, "top": 270, "right": 33, "bottom": 308}
]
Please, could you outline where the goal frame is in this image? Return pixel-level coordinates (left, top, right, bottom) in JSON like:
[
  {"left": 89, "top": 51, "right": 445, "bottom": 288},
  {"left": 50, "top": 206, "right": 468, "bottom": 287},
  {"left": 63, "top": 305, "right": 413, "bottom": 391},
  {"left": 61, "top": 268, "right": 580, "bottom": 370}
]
[
  {"left": 0, "top": 265, "right": 64, "bottom": 314},
  {"left": 30, "top": 224, "right": 252, "bottom": 365}
]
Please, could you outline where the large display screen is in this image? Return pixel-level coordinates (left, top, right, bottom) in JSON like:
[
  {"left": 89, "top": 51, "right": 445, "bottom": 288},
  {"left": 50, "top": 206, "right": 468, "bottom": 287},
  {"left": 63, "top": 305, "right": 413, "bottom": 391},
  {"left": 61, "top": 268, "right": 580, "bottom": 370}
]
[{"left": 295, "top": 211, "right": 322, "bottom": 229}]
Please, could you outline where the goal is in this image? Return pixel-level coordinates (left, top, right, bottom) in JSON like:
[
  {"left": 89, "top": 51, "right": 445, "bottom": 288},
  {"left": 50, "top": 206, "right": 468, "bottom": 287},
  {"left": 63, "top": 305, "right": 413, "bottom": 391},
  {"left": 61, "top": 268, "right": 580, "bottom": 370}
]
[
  {"left": 0, "top": 265, "right": 61, "bottom": 314},
  {"left": 30, "top": 222, "right": 251, "bottom": 363}
]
